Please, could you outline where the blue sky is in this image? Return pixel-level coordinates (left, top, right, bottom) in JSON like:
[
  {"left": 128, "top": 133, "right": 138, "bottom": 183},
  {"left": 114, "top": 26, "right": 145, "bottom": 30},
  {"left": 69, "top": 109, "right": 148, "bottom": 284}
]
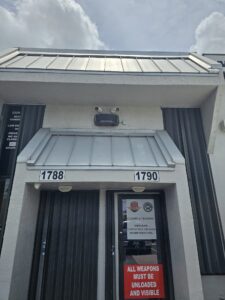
[{"left": 0, "top": 0, "right": 225, "bottom": 52}]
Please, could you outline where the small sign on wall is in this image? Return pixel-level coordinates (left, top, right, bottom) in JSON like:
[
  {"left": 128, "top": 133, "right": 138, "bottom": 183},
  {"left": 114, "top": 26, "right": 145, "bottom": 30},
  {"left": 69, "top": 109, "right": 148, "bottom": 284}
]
[
  {"left": 124, "top": 264, "right": 165, "bottom": 299},
  {"left": 5, "top": 108, "right": 22, "bottom": 150},
  {"left": 0, "top": 106, "right": 22, "bottom": 177}
]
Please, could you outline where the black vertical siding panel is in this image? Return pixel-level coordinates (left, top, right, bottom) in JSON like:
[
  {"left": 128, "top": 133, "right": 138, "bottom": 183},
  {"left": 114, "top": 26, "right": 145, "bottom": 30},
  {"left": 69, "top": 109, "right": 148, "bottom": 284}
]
[
  {"left": 180, "top": 110, "right": 206, "bottom": 272},
  {"left": 0, "top": 104, "right": 45, "bottom": 253},
  {"left": 0, "top": 105, "right": 23, "bottom": 177},
  {"left": 76, "top": 193, "right": 85, "bottom": 300},
  {"left": 29, "top": 190, "right": 99, "bottom": 300},
  {"left": 0, "top": 179, "right": 10, "bottom": 251},
  {"left": 105, "top": 191, "right": 115, "bottom": 300},
  {"left": 0, "top": 104, "right": 45, "bottom": 175},
  {"left": 28, "top": 191, "right": 48, "bottom": 300},
  {"left": 18, "top": 105, "right": 45, "bottom": 152},
  {"left": 163, "top": 108, "right": 225, "bottom": 274},
  {"left": 71, "top": 193, "right": 80, "bottom": 299},
  {"left": 42, "top": 192, "right": 61, "bottom": 300},
  {"left": 88, "top": 191, "right": 99, "bottom": 299},
  {"left": 63, "top": 193, "right": 77, "bottom": 299},
  {"left": 53, "top": 193, "right": 70, "bottom": 300}
]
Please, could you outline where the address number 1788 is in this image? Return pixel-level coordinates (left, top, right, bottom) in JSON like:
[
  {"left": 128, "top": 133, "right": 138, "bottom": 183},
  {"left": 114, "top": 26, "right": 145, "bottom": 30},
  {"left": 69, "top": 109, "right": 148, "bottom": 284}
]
[{"left": 40, "top": 170, "right": 65, "bottom": 181}]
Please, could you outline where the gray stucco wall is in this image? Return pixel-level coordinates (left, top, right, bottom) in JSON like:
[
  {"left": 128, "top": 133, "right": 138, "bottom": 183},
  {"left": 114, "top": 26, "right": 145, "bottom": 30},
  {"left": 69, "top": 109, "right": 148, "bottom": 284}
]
[
  {"left": 202, "top": 276, "right": 225, "bottom": 300},
  {"left": 43, "top": 105, "right": 164, "bottom": 130}
]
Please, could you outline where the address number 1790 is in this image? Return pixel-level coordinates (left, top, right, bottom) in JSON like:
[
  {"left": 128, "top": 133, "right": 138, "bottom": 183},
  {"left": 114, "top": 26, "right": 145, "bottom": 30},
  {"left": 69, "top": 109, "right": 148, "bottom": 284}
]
[{"left": 134, "top": 171, "right": 160, "bottom": 182}]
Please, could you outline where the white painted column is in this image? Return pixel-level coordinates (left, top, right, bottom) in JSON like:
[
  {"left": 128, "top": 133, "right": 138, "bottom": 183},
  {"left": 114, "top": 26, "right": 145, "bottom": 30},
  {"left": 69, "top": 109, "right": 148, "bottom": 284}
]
[
  {"left": 0, "top": 163, "right": 40, "bottom": 300},
  {"left": 0, "top": 164, "right": 25, "bottom": 300},
  {"left": 97, "top": 189, "right": 106, "bottom": 300},
  {"left": 165, "top": 164, "right": 204, "bottom": 300}
]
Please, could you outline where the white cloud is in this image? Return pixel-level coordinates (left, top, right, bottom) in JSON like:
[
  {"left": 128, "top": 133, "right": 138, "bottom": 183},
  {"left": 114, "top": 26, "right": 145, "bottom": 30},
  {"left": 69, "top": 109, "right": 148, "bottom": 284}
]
[
  {"left": 191, "top": 12, "right": 225, "bottom": 53},
  {"left": 1, "top": 0, "right": 225, "bottom": 52},
  {"left": 77, "top": 0, "right": 225, "bottom": 51},
  {"left": 0, "top": 0, "right": 104, "bottom": 50}
]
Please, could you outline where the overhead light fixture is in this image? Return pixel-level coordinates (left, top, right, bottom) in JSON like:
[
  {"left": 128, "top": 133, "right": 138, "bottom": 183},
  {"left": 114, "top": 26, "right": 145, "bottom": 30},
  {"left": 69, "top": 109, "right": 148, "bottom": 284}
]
[
  {"left": 58, "top": 185, "right": 72, "bottom": 193},
  {"left": 34, "top": 183, "right": 41, "bottom": 190},
  {"left": 132, "top": 186, "right": 145, "bottom": 193}
]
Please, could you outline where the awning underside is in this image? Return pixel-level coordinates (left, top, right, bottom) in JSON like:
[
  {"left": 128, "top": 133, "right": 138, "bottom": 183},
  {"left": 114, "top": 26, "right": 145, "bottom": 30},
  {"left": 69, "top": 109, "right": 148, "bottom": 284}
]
[{"left": 18, "top": 129, "right": 184, "bottom": 169}]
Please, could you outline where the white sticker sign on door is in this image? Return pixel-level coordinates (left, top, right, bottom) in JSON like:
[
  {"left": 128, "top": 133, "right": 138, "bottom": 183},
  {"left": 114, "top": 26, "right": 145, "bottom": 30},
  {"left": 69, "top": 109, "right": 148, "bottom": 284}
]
[{"left": 126, "top": 199, "right": 156, "bottom": 240}]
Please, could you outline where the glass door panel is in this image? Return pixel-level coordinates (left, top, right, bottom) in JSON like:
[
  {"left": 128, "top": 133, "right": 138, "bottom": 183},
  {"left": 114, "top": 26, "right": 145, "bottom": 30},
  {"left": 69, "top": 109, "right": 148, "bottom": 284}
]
[{"left": 118, "top": 194, "right": 167, "bottom": 300}]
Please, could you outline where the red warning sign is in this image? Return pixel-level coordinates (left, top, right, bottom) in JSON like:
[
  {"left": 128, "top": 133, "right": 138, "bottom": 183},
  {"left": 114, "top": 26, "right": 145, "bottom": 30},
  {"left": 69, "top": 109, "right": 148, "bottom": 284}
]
[{"left": 124, "top": 264, "right": 165, "bottom": 299}]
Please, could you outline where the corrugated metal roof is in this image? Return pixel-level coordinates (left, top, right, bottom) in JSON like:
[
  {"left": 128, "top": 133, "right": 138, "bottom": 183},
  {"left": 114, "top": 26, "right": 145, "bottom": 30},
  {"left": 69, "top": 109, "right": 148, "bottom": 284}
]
[
  {"left": 18, "top": 129, "right": 184, "bottom": 169},
  {"left": 0, "top": 48, "right": 221, "bottom": 74}
]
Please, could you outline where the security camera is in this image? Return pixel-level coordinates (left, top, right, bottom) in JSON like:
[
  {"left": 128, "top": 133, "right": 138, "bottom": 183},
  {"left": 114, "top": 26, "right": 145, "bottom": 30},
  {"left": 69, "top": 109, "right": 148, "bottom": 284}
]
[
  {"left": 111, "top": 107, "right": 119, "bottom": 113},
  {"left": 95, "top": 106, "right": 103, "bottom": 113}
]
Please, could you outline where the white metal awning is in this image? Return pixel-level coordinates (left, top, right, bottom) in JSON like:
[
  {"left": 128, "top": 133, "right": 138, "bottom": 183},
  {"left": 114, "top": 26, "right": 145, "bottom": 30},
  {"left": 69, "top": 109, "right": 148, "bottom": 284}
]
[{"left": 18, "top": 129, "right": 184, "bottom": 170}]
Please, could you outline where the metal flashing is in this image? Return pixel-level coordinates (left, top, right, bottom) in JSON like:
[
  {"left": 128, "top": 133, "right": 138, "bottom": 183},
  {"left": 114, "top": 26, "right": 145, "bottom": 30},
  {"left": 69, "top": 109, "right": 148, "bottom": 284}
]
[
  {"left": 192, "top": 53, "right": 223, "bottom": 69},
  {"left": 189, "top": 53, "right": 222, "bottom": 73},
  {"left": 0, "top": 48, "right": 19, "bottom": 65},
  {"left": 0, "top": 48, "right": 18, "bottom": 59}
]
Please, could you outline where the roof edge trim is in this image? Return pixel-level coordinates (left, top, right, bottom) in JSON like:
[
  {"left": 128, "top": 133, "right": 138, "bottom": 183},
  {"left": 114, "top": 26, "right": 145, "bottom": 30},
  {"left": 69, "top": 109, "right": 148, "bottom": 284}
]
[
  {"left": 18, "top": 47, "right": 190, "bottom": 57},
  {"left": 0, "top": 48, "right": 19, "bottom": 65},
  {"left": 190, "top": 53, "right": 222, "bottom": 71}
]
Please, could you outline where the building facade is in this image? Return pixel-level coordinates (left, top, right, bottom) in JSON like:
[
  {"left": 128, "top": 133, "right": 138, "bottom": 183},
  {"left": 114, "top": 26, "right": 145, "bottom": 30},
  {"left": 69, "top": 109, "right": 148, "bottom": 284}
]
[{"left": 0, "top": 48, "right": 225, "bottom": 300}]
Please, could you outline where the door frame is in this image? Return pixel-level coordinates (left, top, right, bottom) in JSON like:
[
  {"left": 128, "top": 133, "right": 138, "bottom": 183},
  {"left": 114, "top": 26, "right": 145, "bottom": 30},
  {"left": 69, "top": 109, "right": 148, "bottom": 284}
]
[{"left": 105, "top": 190, "right": 174, "bottom": 300}]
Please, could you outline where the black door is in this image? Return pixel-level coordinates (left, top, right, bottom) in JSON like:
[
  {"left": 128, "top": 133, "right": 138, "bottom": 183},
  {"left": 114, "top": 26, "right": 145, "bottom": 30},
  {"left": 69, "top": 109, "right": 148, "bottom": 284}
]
[
  {"left": 29, "top": 190, "right": 99, "bottom": 300},
  {"left": 118, "top": 193, "right": 174, "bottom": 300}
]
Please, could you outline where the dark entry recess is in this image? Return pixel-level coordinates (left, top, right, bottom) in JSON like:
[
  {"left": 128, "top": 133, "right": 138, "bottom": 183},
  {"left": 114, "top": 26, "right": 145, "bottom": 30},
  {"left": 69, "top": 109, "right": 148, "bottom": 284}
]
[
  {"left": 163, "top": 108, "right": 225, "bottom": 274},
  {"left": 28, "top": 190, "right": 99, "bottom": 300},
  {"left": 0, "top": 104, "right": 44, "bottom": 253}
]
